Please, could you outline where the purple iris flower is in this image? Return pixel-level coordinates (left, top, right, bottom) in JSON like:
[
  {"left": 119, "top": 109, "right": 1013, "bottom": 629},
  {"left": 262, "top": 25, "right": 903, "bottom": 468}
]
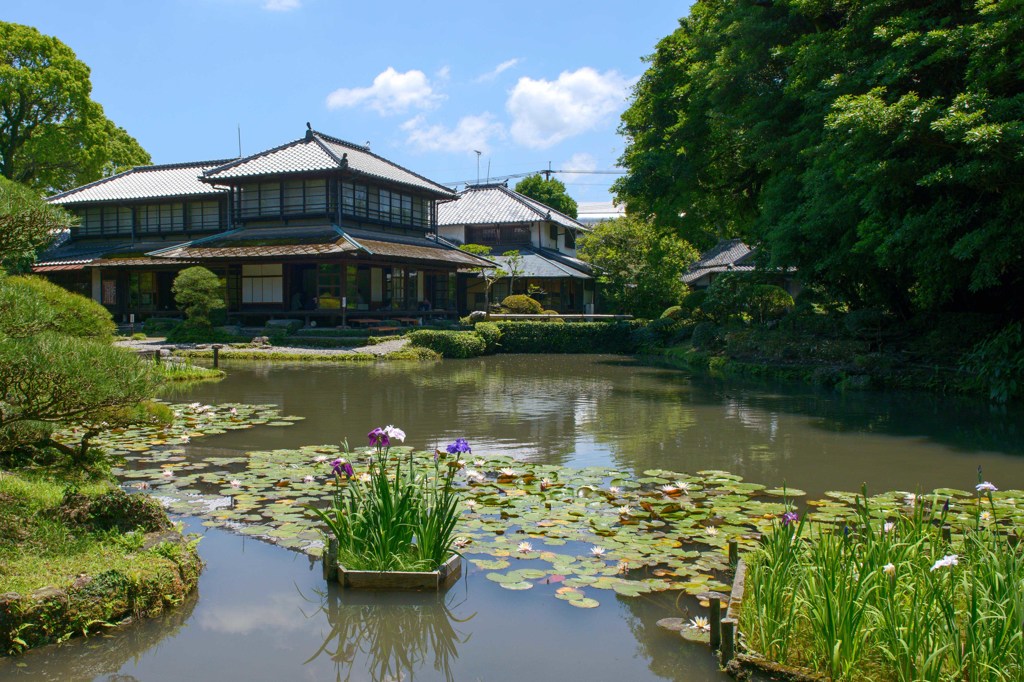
[
  {"left": 446, "top": 438, "right": 472, "bottom": 455},
  {"left": 331, "top": 458, "right": 354, "bottom": 478},
  {"left": 781, "top": 511, "right": 799, "bottom": 526},
  {"left": 368, "top": 427, "right": 389, "bottom": 448}
]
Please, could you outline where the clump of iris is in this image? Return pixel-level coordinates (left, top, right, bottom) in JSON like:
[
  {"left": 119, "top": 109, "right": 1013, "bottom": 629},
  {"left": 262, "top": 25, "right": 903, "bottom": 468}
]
[{"left": 444, "top": 438, "right": 471, "bottom": 458}]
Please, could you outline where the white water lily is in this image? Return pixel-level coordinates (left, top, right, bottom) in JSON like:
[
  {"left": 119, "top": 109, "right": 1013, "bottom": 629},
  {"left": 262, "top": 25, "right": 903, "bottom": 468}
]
[
  {"left": 517, "top": 541, "right": 533, "bottom": 553},
  {"left": 618, "top": 505, "right": 632, "bottom": 516},
  {"left": 704, "top": 526, "right": 719, "bottom": 537},
  {"left": 162, "top": 470, "right": 174, "bottom": 478},
  {"left": 454, "top": 537, "right": 471, "bottom": 549},
  {"left": 609, "top": 486, "right": 621, "bottom": 495},
  {"left": 303, "top": 475, "right": 315, "bottom": 483},
  {"left": 499, "top": 468, "right": 517, "bottom": 478},
  {"left": 464, "top": 499, "right": 478, "bottom": 510},
  {"left": 903, "top": 493, "right": 917, "bottom": 505},
  {"left": 590, "top": 545, "right": 606, "bottom": 557},
  {"left": 688, "top": 616, "right": 710, "bottom": 632},
  {"left": 180, "top": 435, "right": 191, "bottom": 444},
  {"left": 314, "top": 455, "right": 329, "bottom": 463},
  {"left": 675, "top": 481, "right": 692, "bottom": 492},
  {"left": 980, "top": 510, "right": 992, "bottom": 521},
  {"left": 474, "top": 459, "right": 486, "bottom": 468},
  {"left": 230, "top": 479, "right": 241, "bottom": 488},
  {"left": 357, "top": 472, "right": 371, "bottom": 483}
]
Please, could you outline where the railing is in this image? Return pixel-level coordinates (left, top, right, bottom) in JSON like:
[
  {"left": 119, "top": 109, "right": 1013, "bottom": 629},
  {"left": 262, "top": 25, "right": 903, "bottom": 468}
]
[{"left": 486, "top": 314, "right": 633, "bottom": 322}]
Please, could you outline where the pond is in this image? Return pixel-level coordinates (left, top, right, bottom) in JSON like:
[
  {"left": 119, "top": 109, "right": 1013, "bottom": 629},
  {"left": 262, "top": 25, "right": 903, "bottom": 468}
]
[{"left": 6, "top": 355, "right": 1024, "bottom": 681}]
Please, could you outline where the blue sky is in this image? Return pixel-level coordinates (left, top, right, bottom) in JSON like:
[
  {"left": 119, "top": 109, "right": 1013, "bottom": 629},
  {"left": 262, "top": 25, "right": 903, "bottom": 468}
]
[{"left": 6, "top": 1, "right": 692, "bottom": 203}]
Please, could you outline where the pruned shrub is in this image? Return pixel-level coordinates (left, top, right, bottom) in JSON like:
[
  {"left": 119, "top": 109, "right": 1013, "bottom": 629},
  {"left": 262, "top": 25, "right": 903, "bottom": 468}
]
[
  {"left": 691, "top": 321, "right": 722, "bottom": 350},
  {"left": 494, "top": 320, "right": 643, "bottom": 354},
  {"left": 660, "top": 305, "right": 684, "bottom": 320},
  {"left": 474, "top": 322, "right": 502, "bottom": 353},
  {"left": 56, "top": 487, "right": 171, "bottom": 534},
  {"left": 172, "top": 267, "right": 225, "bottom": 328},
  {"left": 0, "top": 275, "right": 114, "bottom": 340},
  {"left": 407, "top": 330, "right": 486, "bottom": 358},
  {"left": 501, "top": 294, "right": 543, "bottom": 314},
  {"left": 143, "top": 317, "right": 180, "bottom": 335}
]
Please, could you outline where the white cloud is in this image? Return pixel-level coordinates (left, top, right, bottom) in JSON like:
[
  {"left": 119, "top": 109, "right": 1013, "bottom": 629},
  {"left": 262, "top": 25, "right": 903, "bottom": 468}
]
[
  {"left": 475, "top": 58, "right": 521, "bottom": 83},
  {"left": 401, "top": 113, "right": 504, "bottom": 154},
  {"left": 436, "top": 65, "right": 452, "bottom": 81},
  {"left": 507, "top": 68, "right": 634, "bottom": 149},
  {"left": 263, "top": 0, "right": 300, "bottom": 10},
  {"left": 559, "top": 152, "right": 598, "bottom": 185},
  {"left": 326, "top": 67, "right": 443, "bottom": 116}
]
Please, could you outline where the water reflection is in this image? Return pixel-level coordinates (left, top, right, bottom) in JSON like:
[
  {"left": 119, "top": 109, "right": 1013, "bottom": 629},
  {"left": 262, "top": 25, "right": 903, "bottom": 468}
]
[
  {"left": 176, "top": 356, "right": 1024, "bottom": 498},
  {"left": 305, "top": 587, "right": 474, "bottom": 682}
]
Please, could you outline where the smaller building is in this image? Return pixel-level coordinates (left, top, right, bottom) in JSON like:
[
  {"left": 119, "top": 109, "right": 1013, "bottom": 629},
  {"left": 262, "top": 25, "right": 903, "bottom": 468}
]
[
  {"left": 437, "top": 183, "right": 595, "bottom": 313},
  {"left": 683, "top": 238, "right": 801, "bottom": 297},
  {"left": 576, "top": 201, "right": 625, "bottom": 227}
]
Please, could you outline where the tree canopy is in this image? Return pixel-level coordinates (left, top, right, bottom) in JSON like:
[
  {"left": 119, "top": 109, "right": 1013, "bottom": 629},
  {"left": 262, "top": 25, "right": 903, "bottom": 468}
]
[
  {"left": 0, "top": 21, "right": 151, "bottom": 192},
  {"left": 614, "top": 0, "right": 1024, "bottom": 317},
  {"left": 0, "top": 176, "right": 68, "bottom": 273},
  {"left": 577, "top": 216, "right": 698, "bottom": 319},
  {"left": 514, "top": 174, "right": 579, "bottom": 218}
]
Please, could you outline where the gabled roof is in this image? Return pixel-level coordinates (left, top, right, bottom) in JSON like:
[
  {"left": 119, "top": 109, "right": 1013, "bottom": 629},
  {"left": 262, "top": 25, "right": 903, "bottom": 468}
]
[
  {"left": 473, "top": 246, "right": 592, "bottom": 280},
  {"left": 437, "top": 183, "right": 587, "bottom": 232},
  {"left": 682, "top": 239, "right": 755, "bottom": 284},
  {"left": 202, "top": 128, "right": 456, "bottom": 198},
  {"left": 47, "top": 160, "right": 231, "bottom": 205}
]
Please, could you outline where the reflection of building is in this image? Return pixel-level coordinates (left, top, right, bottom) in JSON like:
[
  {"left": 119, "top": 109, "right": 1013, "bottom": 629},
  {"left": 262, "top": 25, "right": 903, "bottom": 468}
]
[
  {"left": 437, "top": 182, "right": 595, "bottom": 313},
  {"left": 35, "top": 126, "right": 491, "bottom": 322}
]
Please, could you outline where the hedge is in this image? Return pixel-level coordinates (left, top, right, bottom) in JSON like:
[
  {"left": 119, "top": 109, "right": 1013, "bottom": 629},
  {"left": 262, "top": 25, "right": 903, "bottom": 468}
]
[
  {"left": 474, "top": 322, "right": 502, "bottom": 353},
  {"left": 407, "top": 330, "right": 487, "bottom": 358},
  {"left": 493, "top": 321, "right": 643, "bottom": 354}
]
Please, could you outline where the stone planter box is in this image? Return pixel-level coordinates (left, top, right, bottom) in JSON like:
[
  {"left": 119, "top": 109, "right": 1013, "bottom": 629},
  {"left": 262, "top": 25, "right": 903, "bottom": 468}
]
[{"left": 322, "top": 544, "right": 461, "bottom": 591}]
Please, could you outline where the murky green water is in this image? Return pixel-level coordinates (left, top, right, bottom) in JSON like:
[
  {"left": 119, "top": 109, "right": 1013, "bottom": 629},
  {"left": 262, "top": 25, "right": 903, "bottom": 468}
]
[{"left": 5, "top": 356, "right": 1023, "bottom": 681}]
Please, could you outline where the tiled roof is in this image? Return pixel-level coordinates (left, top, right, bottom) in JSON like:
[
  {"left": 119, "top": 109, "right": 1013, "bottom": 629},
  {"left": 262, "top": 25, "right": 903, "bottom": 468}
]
[
  {"left": 682, "top": 239, "right": 755, "bottom": 284},
  {"left": 146, "top": 224, "right": 493, "bottom": 267},
  {"left": 437, "top": 183, "right": 587, "bottom": 231},
  {"left": 149, "top": 225, "right": 358, "bottom": 260},
  {"left": 34, "top": 239, "right": 191, "bottom": 269},
  {"left": 203, "top": 129, "right": 456, "bottom": 197},
  {"left": 47, "top": 161, "right": 231, "bottom": 205},
  {"left": 485, "top": 248, "right": 592, "bottom": 279},
  {"left": 343, "top": 228, "right": 494, "bottom": 267}
]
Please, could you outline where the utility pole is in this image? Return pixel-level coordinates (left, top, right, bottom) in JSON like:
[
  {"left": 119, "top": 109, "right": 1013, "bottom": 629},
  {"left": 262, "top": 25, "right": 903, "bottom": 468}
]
[
  {"left": 543, "top": 161, "right": 552, "bottom": 181},
  {"left": 474, "top": 150, "right": 482, "bottom": 185}
]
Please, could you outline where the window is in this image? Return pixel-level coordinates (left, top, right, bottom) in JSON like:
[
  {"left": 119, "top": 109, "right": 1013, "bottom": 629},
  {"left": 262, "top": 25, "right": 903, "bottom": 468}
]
[
  {"left": 129, "top": 271, "right": 157, "bottom": 308},
  {"left": 340, "top": 181, "right": 430, "bottom": 228},
  {"left": 137, "top": 203, "right": 184, "bottom": 234},
  {"left": 189, "top": 201, "right": 222, "bottom": 231},
  {"left": 549, "top": 224, "right": 558, "bottom": 242},
  {"left": 75, "top": 206, "right": 132, "bottom": 236},
  {"left": 238, "top": 183, "right": 282, "bottom": 218},
  {"left": 283, "top": 179, "right": 328, "bottom": 214},
  {"left": 387, "top": 267, "right": 406, "bottom": 309},
  {"left": 241, "top": 263, "right": 283, "bottom": 303},
  {"left": 565, "top": 229, "right": 576, "bottom": 249},
  {"left": 317, "top": 264, "right": 343, "bottom": 309}
]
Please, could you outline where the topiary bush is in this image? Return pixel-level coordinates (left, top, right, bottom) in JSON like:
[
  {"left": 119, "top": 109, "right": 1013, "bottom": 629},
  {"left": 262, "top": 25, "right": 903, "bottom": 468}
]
[
  {"left": 172, "top": 267, "right": 225, "bottom": 328},
  {"left": 0, "top": 275, "right": 115, "bottom": 340},
  {"left": 474, "top": 322, "right": 502, "bottom": 353},
  {"left": 494, "top": 321, "right": 643, "bottom": 354},
  {"left": 407, "top": 330, "right": 487, "bottom": 358},
  {"left": 501, "top": 294, "right": 543, "bottom": 314}
]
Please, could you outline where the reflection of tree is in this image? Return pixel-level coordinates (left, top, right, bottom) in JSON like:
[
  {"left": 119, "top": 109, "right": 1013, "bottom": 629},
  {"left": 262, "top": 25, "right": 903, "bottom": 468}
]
[
  {"left": 617, "top": 589, "right": 720, "bottom": 681},
  {"left": 304, "top": 586, "right": 474, "bottom": 682},
  {"left": 0, "top": 591, "right": 198, "bottom": 680}
]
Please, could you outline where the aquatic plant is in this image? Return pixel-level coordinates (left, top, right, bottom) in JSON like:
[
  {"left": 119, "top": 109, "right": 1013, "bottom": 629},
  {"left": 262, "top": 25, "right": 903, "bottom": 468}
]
[
  {"left": 742, "top": 484, "right": 1024, "bottom": 681},
  {"left": 305, "top": 429, "right": 465, "bottom": 573}
]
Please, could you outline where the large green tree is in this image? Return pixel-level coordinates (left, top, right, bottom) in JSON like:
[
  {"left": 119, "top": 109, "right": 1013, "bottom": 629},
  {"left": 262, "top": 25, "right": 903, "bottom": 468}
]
[
  {"left": 0, "top": 22, "right": 151, "bottom": 192},
  {"left": 577, "top": 216, "right": 698, "bottom": 319},
  {"left": 615, "top": 0, "right": 1024, "bottom": 316},
  {"left": 0, "top": 176, "right": 68, "bottom": 273},
  {"left": 515, "top": 174, "right": 579, "bottom": 218}
]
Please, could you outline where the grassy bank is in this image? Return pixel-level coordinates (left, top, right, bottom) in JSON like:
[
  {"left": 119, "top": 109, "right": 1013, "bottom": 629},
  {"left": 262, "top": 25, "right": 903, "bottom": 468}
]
[{"left": 0, "top": 472, "right": 202, "bottom": 654}]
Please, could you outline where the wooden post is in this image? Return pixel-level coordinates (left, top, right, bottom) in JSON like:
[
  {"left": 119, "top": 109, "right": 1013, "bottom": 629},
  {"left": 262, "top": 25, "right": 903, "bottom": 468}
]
[
  {"left": 710, "top": 597, "right": 722, "bottom": 650},
  {"left": 211, "top": 344, "right": 223, "bottom": 368},
  {"left": 728, "top": 540, "right": 739, "bottom": 567},
  {"left": 152, "top": 349, "right": 161, "bottom": 365},
  {"left": 721, "top": 617, "right": 736, "bottom": 665},
  {"left": 322, "top": 538, "right": 338, "bottom": 581}
]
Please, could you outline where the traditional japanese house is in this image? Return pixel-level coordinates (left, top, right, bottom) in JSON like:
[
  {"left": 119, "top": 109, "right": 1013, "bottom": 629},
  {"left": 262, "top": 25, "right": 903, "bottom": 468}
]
[
  {"left": 36, "top": 125, "right": 493, "bottom": 324},
  {"left": 436, "top": 182, "right": 595, "bottom": 313}
]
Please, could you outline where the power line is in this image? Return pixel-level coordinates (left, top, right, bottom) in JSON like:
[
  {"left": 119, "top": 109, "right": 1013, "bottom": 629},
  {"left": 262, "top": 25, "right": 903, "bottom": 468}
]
[{"left": 442, "top": 168, "right": 626, "bottom": 188}]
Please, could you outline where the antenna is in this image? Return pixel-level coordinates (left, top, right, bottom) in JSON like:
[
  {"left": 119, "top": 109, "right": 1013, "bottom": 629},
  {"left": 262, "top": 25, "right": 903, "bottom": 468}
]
[
  {"left": 544, "top": 161, "right": 552, "bottom": 181},
  {"left": 237, "top": 124, "right": 242, "bottom": 158},
  {"left": 474, "top": 150, "right": 481, "bottom": 185}
]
